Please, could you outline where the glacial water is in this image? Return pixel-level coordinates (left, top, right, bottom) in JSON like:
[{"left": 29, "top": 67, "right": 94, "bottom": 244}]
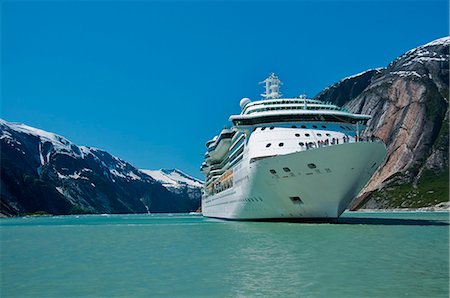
[{"left": 1, "top": 212, "right": 448, "bottom": 297}]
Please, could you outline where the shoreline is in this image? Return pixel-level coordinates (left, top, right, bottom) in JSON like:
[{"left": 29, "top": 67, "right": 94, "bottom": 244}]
[
  {"left": 352, "top": 201, "right": 450, "bottom": 213},
  {"left": 1, "top": 202, "right": 449, "bottom": 218}
]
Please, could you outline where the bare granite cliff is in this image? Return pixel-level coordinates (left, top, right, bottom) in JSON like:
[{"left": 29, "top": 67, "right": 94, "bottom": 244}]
[{"left": 315, "top": 37, "right": 449, "bottom": 209}]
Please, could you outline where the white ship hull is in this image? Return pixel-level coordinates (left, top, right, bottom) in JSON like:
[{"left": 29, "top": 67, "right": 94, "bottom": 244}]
[{"left": 202, "top": 141, "right": 386, "bottom": 220}]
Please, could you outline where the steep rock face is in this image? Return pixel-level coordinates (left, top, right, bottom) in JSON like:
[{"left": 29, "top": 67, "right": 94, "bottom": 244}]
[
  {"left": 315, "top": 68, "right": 385, "bottom": 106},
  {"left": 315, "top": 37, "right": 449, "bottom": 208},
  {"left": 0, "top": 120, "right": 201, "bottom": 216}
]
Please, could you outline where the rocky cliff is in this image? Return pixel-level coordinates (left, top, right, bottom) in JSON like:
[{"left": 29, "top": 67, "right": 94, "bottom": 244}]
[
  {"left": 315, "top": 37, "right": 449, "bottom": 209},
  {"left": 0, "top": 120, "right": 202, "bottom": 216}
]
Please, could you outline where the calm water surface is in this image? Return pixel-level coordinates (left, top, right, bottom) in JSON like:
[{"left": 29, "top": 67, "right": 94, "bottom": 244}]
[{"left": 1, "top": 212, "right": 448, "bottom": 297}]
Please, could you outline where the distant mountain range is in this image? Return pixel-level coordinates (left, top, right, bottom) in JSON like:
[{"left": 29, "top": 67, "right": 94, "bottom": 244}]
[
  {"left": 0, "top": 120, "right": 202, "bottom": 216},
  {"left": 315, "top": 36, "right": 449, "bottom": 209}
]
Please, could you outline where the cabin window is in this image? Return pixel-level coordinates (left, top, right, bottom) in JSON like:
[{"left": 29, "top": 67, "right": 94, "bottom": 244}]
[
  {"left": 299, "top": 142, "right": 304, "bottom": 146},
  {"left": 295, "top": 133, "right": 300, "bottom": 137},
  {"left": 305, "top": 133, "right": 310, "bottom": 137},
  {"left": 312, "top": 125, "right": 317, "bottom": 128},
  {"left": 266, "top": 143, "right": 271, "bottom": 148},
  {"left": 307, "top": 163, "right": 317, "bottom": 169},
  {"left": 269, "top": 169, "right": 277, "bottom": 174},
  {"left": 279, "top": 142, "right": 284, "bottom": 147},
  {"left": 291, "top": 125, "right": 297, "bottom": 128},
  {"left": 290, "top": 196, "right": 303, "bottom": 204},
  {"left": 301, "top": 125, "right": 306, "bottom": 128},
  {"left": 317, "top": 133, "right": 322, "bottom": 137},
  {"left": 270, "top": 126, "right": 274, "bottom": 130},
  {"left": 283, "top": 167, "right": 291, "bottom": 172},
  {"left": 261, "top": 127, "right": 266, "bottom": 131},
  {"left": 326, "top": 133, "right": 331, "bottom": 137},
  {"left": 322, "top": 125, "right": 327, "bottom": 128}
]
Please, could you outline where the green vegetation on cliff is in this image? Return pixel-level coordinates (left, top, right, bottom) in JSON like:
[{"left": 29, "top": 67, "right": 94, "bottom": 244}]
[{"left": 362, "top": 169, "right": 449, "bottom": 208}]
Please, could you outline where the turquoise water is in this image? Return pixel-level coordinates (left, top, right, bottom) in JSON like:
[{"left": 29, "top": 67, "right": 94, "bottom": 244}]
[{"left": 1, "top": 212, "right": 448, "bottom": 297}]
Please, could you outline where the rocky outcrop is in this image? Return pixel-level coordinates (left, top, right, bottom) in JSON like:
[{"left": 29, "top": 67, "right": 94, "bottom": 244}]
[
  {"left": 315, "top": 37, "right": 449, "bottom": 209},
  {"left": 315, "top": 68, "right": 385, "bottom": 106},
  {"left": 0, "top": 120, "right": 202, "bottom": 216}
]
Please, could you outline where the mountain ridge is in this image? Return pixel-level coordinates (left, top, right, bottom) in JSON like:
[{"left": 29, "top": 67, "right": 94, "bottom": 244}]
[
  {"left": 0, "top": 119, "right": 202, "bottom": 216},
  {"left": 314, "top": 36, "right": 449, "bottom": 209}
]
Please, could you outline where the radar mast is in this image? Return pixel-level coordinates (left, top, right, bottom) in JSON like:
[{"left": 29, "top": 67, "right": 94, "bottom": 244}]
[{"left": 260, "top": 73, "right": 282, "bottom": 99}]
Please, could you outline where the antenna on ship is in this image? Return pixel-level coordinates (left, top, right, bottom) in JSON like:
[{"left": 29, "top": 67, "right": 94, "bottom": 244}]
[
  {"left": 260, "top": 73, "right": 282, "bottom": 99},
  {"left": 298, "top": 93, "right": 307, "bottom": 109}
]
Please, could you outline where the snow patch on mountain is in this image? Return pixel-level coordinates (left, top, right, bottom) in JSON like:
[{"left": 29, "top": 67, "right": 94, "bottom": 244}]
[
  {"left": 340, "top": 68, "right": 385, "bottom": 82},
  {"left": 140, "top": 169, "right": 203, "bottom": 189},
  {"left": 1, "top": 119, "right": 153, "bottom": 183},
  {"left": 0, "top": 119, "right": 79, "bottom": 154},
  {"left": 390, "top": 70, "right": 423, "bottom": 78},
  {"left": 390, "top": 36, "right": 449, "bottom": 70}
]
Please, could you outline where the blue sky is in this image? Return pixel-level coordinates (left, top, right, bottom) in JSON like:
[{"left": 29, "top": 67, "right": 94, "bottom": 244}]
[{"left": 1, "top": 0, "right": 448, "bottom": 179}]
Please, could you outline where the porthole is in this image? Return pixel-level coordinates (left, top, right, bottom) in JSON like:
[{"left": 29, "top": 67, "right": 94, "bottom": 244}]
[
  {"left": 317, "top": 133, "right": 322, "bottom": 137},
  {"left": 266, "top": 143, "right": 271, "bottom": 148},
  {"left": 299, "top": 142, "right": 304, "bottom": 146},
  {"left": 312, "top": 125, "right": 317, "bottom": 129},
  {"left": 307, "top": 163, "right": 317, "bottom": 169},
  {"left": 301, "top": 125, "right": 306, "bottom": 128},
  {"left": 283, "top": 167, "right": 291, "bottom": 172},
  {"left": 269, "top": 169, "right": 277, "bottom": 174},
  {"left": 305, "top": 133, "right": 310, "bottom": 137},
  {"left": 279, "top": 142, "right": 284, "bottom": 147},
  {"left": 295, "top": 133, "right": 300, "bottom": 137},
  {"left": 291, "top": 125, "right": 297, "bottom": 128},
  {"left": 322, "top": 125, "right": 327, "bottom": 128},
  {"left": 326, "top": 133, "right": 331, "bottom": 137},
  {"left": 261, "top": 127, "right": 266, "bottom": 131},
  {"left": 270, "top": 126, "right": 274, "bottom": 130}
]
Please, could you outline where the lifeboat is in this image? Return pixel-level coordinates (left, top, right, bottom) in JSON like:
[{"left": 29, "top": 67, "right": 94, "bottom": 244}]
[
  {"left": 207, "top": 129, "right": 234, "bottom": 162},
  {"left": 200, "top": 162, "right": 211, "bottom": 174}
]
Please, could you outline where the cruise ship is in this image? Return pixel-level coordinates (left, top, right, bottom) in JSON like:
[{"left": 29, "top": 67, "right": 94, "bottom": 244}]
[{"left": 201, "top": 73, "right": 386, "bottom": 220}]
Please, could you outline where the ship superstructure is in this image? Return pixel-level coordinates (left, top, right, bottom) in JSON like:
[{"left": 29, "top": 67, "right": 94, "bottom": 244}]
[{"left": 201, "top": 73, "right": 386, "bottom": 220}]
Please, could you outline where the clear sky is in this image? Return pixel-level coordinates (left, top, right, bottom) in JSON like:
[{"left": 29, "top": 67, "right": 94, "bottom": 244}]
[{"left": 1, "top": 0, "right": 448, "bottom": 179}]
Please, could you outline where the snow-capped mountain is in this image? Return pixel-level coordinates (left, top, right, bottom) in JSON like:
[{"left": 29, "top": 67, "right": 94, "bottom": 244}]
[
  {"left": 1, "top": 119, "right": 151, "bottom": 183},
  {"left": 140, "top": 169, "right": 203, "bottom": 189},
  {"left": 0, "top": 119, "right": 201, "bottom": 216},
  {"left": 140, "top": 169, "right": 203, "bottom": 204}
]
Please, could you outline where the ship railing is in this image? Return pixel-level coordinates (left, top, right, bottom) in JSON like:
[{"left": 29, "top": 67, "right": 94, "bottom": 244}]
[{"left": 302, "top": 135, "right": 383, "bottom": 150}]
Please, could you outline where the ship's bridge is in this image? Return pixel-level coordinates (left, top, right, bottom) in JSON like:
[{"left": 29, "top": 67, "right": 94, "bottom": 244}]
[
  {"left": 230, "top": 104, "right": 370, "bottom": 126},
  {"left": 231, "top": 73, "right": 370, "bottom": 127}
]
